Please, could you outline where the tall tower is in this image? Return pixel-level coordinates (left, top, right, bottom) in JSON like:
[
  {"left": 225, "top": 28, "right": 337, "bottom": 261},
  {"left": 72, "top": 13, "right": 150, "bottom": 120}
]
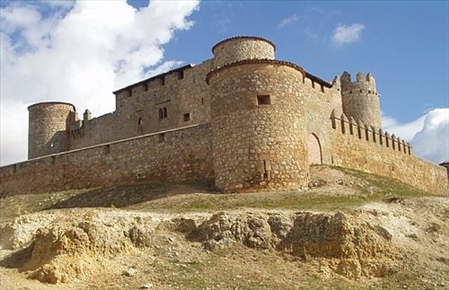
[
  {"left": 341, "top": 72, "right": 382, "bottom": 129},
  {"left": 28, "top": 102, "right": 77, "bottom": 159},
  {"left": 207, "top": 36, "right": 309, "bottom": 192}
]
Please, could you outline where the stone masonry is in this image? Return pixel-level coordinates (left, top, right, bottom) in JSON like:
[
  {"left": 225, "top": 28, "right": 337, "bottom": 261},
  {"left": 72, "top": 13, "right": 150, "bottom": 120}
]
[{"left": 0, "top": 36, "right": 448, "bottom": 195}]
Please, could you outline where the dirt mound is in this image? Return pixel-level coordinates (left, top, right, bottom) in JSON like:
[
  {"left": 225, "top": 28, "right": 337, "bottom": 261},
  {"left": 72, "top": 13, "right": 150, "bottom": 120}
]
[
  {"left": 181, "top": 211, "right": 396, "bottom": 278},
  {"left": 0, "top": 208, "right": 397, "bottom": 284},
  {"left": 0, "top": 209, "right": 165, "bottom": 283}
]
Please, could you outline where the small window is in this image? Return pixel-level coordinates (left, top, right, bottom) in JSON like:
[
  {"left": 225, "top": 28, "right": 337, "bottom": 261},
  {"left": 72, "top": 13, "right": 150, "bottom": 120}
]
[
  {"left": 257, "top": 95, "right": 271, "bottom": 105},
  {"left": 159, "top": 107, "right": 168, "bottom": 120},
  {"left": 183, "top": 113, "right": 191, "bottom": 122},
  {"left": 178, "top": 70, "right": 184, "bottom": 79},
  {"left": 138, "top": 117, "right": 143, "bottom": 125},
  {"left": 158, "top": 134, "right": 165, "bottom": 143}
]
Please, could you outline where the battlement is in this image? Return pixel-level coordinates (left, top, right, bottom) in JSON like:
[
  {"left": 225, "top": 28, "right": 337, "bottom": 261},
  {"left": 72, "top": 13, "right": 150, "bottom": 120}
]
[
  {"left": 341, "top": 71, "right": 377, "bottom": 94},
  {"left": 303, "top": 72, "right": 333, "bottom": 93},
  {"left": 330, "top": 111, "right": 413, "bottom": 155}
]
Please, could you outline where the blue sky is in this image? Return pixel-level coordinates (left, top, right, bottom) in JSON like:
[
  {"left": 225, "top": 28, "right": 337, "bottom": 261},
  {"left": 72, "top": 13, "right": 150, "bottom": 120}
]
[
  {"left": 1, "top": 0, "right": 448, "bottom": 165},
  {"left": 163, "top": 1, "right": 449, "bottom": 121}
]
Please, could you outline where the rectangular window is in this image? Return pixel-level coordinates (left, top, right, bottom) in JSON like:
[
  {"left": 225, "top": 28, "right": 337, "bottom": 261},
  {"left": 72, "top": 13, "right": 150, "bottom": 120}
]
[
  {"left": 183, "top": 113, "right": 191, "bottom": 122},
  {"left": 158, "top": 134, "right": 165, "bottom": 143},
  {"left": 257, "top": 95, "right": 271, "bottom": 105}
]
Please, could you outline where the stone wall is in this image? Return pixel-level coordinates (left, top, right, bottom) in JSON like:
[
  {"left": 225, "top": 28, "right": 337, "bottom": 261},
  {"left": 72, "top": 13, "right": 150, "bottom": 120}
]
[
  {"left": 69, "top": 61, "right": 213, "bottom": 150},
  {"left": 28, "top": 102, "right": 77, "bottom": 159},
  {"left": 329, "top": 115, "right": 448, "bottom": 195},
  {"left": 0, "top": 124, "right": 214, "bottom": 196},
  {"left": 301, "top": 75, "right": 342, "bottom": 165},
  {"left": 208, "top": 60, "right": 309, "bottom": 192}
]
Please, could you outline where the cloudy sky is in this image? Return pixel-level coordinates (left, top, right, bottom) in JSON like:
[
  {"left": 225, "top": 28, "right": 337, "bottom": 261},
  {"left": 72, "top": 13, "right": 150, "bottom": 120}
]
[{"left": 1, "top": 0, "right": 448, "bottom": 166}]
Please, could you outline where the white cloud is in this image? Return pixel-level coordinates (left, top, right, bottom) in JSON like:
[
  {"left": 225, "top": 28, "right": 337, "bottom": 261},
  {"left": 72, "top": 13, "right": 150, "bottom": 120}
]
[
  {"left": 332, "top": 23, "right": 365, "bottom": 46},
  {"left": 383, "top": 108, "right": 449, "bottom": 164},
  {"left": 278, "top": 14, "right": 299, "bottom": 28},
  {"left": 0, "top": 0, "right": 200, "bottom": 166},
  {"left": 411, "top": 109, "right": 449, "bottom": 164}
]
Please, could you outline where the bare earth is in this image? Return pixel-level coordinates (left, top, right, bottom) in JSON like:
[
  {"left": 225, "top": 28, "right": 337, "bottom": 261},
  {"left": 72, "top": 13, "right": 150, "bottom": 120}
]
[{"left": 0, "top": 166, "right": 448, "bottom": 290}]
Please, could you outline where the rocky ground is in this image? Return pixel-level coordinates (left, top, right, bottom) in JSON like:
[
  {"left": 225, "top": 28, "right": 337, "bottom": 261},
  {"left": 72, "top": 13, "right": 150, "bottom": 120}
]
[{"left": 0, "top": 166, "right": 448, "bottom": 290}]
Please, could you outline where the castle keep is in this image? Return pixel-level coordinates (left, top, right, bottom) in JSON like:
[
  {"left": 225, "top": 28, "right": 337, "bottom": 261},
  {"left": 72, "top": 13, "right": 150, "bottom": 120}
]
[{"left": 1, "top": 36, "right": 448, "bottom": 195}]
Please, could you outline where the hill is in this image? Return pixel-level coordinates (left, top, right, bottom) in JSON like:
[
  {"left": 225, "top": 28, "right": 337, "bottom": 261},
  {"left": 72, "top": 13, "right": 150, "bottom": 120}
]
[{"left": 0, "top": 165, "right": 448, "bottom": 289}]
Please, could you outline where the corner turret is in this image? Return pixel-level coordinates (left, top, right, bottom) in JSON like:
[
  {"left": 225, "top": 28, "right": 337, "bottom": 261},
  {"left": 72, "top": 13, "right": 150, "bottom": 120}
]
[
  {"left": 28, "top": 102, "right": 77, "bottom": 159},
  {"left": 341, "top": 71, "right": 382, "bottom": 130}
]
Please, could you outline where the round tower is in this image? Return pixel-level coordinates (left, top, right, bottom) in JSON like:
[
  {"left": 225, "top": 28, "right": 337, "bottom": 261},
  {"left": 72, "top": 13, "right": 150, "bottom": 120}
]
[
  {"left": 28, "top": 102, "right": 76, "bottom": 159},
  {"left": 212, "top": 36, "right": 276, "bottom": 68},
  {"left": 207, "top": 57, "right": 309, "bottom": 192},
  {"left": 340, "top": 71, "right": 382, "bottom": 129}
]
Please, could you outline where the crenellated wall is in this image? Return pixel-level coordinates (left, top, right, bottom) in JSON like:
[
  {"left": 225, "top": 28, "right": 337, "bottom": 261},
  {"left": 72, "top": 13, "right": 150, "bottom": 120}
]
[{"left": 329, "top": 114, "right": 448, "bottom": 195}]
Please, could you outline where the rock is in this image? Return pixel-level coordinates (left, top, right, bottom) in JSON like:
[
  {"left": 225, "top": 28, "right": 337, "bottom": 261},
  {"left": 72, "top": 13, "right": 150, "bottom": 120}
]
[
  {"left": 141, "top": 283, "right": 154, "bottom": 289},
  {"left": 123, "top": 267, "right": 136, "bottom": 277}
]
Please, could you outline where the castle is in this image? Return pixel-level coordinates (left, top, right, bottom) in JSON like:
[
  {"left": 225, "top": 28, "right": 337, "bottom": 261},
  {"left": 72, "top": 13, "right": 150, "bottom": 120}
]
[{"left": 1, "top": 36, "right": 448, "bottom": 195}]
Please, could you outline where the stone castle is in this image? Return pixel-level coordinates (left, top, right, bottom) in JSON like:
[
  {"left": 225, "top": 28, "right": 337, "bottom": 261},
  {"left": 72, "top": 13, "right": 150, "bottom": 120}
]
[{"left": 1, "top": 36, "right": 448, "bottom": 195}]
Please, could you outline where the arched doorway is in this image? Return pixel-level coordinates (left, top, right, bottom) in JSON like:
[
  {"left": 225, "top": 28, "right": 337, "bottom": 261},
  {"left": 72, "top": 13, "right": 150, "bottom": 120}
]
[{"left": 308, "top": 133, "right": 322, "bottom": 165}]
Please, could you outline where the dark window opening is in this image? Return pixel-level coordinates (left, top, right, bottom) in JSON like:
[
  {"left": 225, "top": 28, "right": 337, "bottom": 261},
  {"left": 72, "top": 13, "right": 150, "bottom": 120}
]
[
  {"left": 143, "top": 82, "right": 148, "bottom": 91},
  {"left": 104, "top": 145, "right": 110, "bottom": 154},
  {"left": 158, "top": 134, "right": 165, "bottom": 143},
  {"left": 257, "top": 95, "right": 271, "bottom": 105},
  {"left": 263, "top": 160, "right": 269, "bottom": 180},
  {"left": 159, "top": 107, "right": 168, "bottom": 120},
  {"left": 183, "top": 113, "right": 191, "bottom": 122},
  {"left": 178, "top": 70, "right": 184, "bottom": 79},
  {"left": 138, "top": 117, "right": 143, "bottom": 125}
]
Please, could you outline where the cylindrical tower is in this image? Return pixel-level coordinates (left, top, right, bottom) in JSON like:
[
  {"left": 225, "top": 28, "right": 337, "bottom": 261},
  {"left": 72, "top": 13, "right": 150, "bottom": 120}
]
[
  {"left": 28, "top": 102, "right": 76, "bottom": 159},
  {"left": 341, "top": 71, "right": 382, "bottom": 129},
  {"left": 212, "top": 36, "right": 276, "bottom": 68},
  {"left": 207, "top": 59, "right": 309, "bottom": 192}
]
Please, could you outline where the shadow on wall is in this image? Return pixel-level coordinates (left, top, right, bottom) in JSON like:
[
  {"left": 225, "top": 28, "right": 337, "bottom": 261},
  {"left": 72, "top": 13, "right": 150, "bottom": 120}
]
[{"left": 44, "top": 179, "right": 215, "bottom": 210}]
